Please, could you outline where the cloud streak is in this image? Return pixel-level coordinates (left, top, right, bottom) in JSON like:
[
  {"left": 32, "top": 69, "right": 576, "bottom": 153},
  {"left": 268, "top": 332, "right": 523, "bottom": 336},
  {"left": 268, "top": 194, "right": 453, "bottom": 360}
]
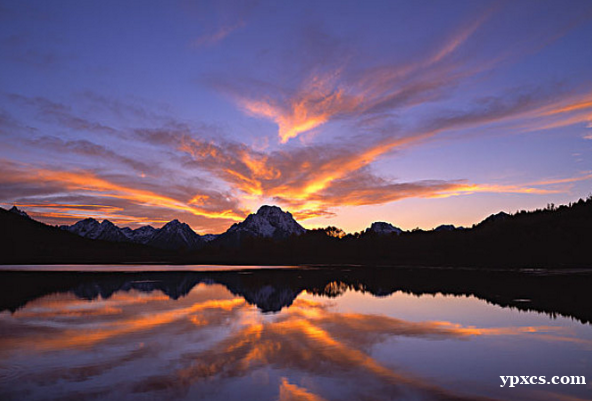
[
  {"left": 0, "top": 160, "right": 246, "bottom": 230},
  {"left": 194, "top": 20, "right": 246, "bottom": 47},
  {"left": 176, "top": 84, "right": 592, "bottom": 220},
  {"left": 222, "top": 7, "right": 497, "bottom": 144}
]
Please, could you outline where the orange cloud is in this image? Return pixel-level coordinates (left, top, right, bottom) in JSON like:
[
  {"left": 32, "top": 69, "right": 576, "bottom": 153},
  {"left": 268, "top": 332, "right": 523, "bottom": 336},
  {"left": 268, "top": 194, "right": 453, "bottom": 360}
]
[
  {"left": 1, "top": 163, "right": 246, "bottom": 224},
  {"left": 229, "top": 8, "right": 496, "bottom": 144},
  {"left": 140, "top": 84, "right": 592, "bottom": 224},
  {"left": 178, "top": 119, "right": 592, "bottom": 222},
  {"left": 3, "top": 203, "right": 172, "bottom": 226},
  {"left": 240, "top": 72, "right": 361, "bottom": 143},
  {"left": 541, "top": 97, "right": 592, "bottom": 116}
]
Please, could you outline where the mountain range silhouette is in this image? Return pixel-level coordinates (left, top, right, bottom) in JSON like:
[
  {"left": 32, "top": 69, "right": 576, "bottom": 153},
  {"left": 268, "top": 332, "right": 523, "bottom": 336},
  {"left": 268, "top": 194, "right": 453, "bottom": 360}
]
[{"left": 1, "top": 196, "right": 592, "bottom": 267}]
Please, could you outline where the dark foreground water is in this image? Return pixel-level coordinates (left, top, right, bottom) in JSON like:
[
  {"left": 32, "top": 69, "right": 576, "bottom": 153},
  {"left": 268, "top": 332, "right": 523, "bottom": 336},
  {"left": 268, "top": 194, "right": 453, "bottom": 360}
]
[{"left": 0, "top": 266, "right": 591, "bottom": 401}]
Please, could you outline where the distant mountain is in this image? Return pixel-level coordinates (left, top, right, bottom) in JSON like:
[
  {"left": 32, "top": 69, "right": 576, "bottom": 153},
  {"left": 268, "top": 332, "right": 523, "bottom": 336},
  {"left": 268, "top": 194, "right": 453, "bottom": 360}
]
[
  {"left": 63, "top": 218, "right": 130, "bottom": 242},
  {"left": 146, "top": 219, "right": 204, "bottom": 251},
  {"left": 478, "top": 211, "right": 510, "bottom": 227},
  {"left": 9, "top": 206, "right": 30, "bottom": 219},
  {"left": 4, "top": 197, "right": 592, "bottom": 267},
  {"left": 121, "top": 225, "right": 157, "bottom": 244},
  {"left": 0, "top": 207, "right": 170, "bottom": 264},
  {"left": 434, "top": 224, "right": 465, "bottom": 232},
  {"left": 62, "top": 218, "right": 203, "bottom": 251},
  {"left": 215, "top": 205, "right": 306, "bottom": 247},
  {"left": 364, "top": 221, "right": 402, "bottom": 235}
]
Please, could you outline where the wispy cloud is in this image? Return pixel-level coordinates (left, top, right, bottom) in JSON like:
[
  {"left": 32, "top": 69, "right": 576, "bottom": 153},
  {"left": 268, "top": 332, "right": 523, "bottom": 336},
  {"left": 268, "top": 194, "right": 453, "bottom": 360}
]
[
  {"left": 193, "top": 20, "right": 246, "bottom": 47},
  {"left": 7, "top": 94, "right": 118, "bottom": 135},
  {"left": 219, "top": 9, "right": 496, "bottom": 143},
  {"left": 190, "top": 0, "right": 256, "bottom": 48},
  {"left": 29, "top": 136, "right": 159, "bottom": 175}
]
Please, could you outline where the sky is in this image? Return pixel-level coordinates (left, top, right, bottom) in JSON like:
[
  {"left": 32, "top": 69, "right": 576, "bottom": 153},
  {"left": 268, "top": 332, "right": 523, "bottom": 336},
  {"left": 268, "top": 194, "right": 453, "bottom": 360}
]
[{"left": 1, "top": 0, "right": 592, "bottom": 234}]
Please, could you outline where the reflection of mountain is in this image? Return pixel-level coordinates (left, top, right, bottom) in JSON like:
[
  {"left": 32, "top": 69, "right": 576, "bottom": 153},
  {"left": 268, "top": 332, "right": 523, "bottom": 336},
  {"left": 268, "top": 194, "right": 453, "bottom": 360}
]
[{"left": 1, "top": 267, "right": 591, "bottom": 323}]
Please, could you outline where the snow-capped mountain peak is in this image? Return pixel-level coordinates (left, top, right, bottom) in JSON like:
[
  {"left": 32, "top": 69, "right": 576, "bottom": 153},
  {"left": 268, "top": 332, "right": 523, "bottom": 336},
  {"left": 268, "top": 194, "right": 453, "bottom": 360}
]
[
  {"left": 56, "top": 205, "right": 307, "bottom": 250},
  {"left": 146, "top": 219, "right": 203, "bottom": 250},
  {"left": 226, "top": 205, "right": 306, "bottom": 239},
  {"left": 121, "top": 225, "right": 156, "bottom": 244},
  {"left": 65, "top": 218, "right": 130, "bottom": 242},
  {"left": 65, "top": 218, "right": 100, "bottom": 236},
  {"left": 61, "top": 217, "right": 203, "bottom": 250}
]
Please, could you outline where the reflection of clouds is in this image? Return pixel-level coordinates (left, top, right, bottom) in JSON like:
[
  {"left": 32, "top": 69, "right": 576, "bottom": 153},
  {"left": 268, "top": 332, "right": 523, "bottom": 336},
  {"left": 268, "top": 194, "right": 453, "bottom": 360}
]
[
  {"left": 1, "top": 286, "right": 589, "bottom": 401},
  {"left": 0, "top": 286, "right": 249, "bottom": 353},
  {"left": 15, "top": 305, "right": 123, "bottom": 319},
  {"left": 278, "top": 378, "right": 328, "bottom": 401},
  {"left": 132, "top": 298, "right": 514, "bottom": 400},
  {"left": 24, "top": 298, "right": 248, "bottom": 351},
  {"left": 25, "top": 344, "right": 154, "bottom": 387}
]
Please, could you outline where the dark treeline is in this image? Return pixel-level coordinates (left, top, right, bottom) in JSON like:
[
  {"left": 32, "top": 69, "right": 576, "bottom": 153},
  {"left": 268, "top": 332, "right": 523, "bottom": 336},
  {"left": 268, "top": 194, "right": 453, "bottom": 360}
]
[
  {"left": 1, "top": 196, "right": 592, "bottom": 267},
  {"left": 195, "top": 196, "right": 592, "bottom": 268}
]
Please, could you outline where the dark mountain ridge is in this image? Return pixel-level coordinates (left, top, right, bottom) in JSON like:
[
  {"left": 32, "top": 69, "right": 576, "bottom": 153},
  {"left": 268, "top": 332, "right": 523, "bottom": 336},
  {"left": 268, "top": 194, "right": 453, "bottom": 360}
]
[
  {"left": 214, "top": 205, "right": 307, "bottom": 247},
  {"left": 0, "top": 207, "right": 172, "bottom": 264},
  {"left": 61, "top": 217, "right": 204, "bottom": 251},
  {"left": 2, "top": 196, "right": 592, "bottom": 267}
]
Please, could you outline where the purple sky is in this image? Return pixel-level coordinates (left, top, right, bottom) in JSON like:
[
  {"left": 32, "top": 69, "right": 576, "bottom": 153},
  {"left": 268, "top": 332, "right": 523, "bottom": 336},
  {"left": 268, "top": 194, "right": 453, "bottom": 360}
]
[{"left": 1, "top": 0, "right": 592, "bottom": 233}]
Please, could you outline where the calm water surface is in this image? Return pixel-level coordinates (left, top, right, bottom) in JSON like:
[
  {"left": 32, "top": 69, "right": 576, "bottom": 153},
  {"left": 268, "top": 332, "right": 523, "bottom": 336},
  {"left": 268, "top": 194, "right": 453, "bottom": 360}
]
[{"left": 0, "top": 266, "right": 591, "bottom": 401}]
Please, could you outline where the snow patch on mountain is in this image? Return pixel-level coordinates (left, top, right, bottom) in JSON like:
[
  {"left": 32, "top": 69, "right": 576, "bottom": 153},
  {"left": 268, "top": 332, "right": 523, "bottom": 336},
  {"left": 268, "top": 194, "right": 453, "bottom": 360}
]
[
  {"left": 202, "top": 234, "right": 219, "bottom": 242},
  {"left": 146, "top": 219, "right": 203, "bottom": 250},
  {"left": 63, "top": 218, "right": 130, "bottom": 242},
  {"left": 226, "top": 205, "right": 306, "bottom": 239},
  {"left": 121, "top": 225, "right": 157, "bottom": 244},
  {"left": 62, "top": 218, "right": 203, "bottom": 250}
]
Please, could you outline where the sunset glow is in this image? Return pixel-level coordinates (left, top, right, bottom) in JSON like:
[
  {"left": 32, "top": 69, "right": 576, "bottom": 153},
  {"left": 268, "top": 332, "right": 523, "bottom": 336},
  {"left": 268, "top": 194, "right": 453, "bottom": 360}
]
[{"left": 1, "top": 1, "right": 591, "bottom": 233}]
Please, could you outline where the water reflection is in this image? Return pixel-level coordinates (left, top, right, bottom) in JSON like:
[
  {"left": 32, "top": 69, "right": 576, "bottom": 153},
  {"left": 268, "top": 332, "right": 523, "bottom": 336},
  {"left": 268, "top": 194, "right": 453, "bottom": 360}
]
[
  {"left": 2, "top": 267, "right": 592, "bottom": 322},
  {"left": 0, "top": 267, "right": 591, "bottom": 400}
]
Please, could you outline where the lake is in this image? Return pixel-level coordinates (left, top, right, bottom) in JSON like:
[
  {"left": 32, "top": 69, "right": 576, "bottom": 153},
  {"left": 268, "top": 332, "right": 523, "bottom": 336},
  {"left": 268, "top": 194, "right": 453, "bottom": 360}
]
[{"left": 0, "top": 266, "right": 591, "bottom": 400}]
